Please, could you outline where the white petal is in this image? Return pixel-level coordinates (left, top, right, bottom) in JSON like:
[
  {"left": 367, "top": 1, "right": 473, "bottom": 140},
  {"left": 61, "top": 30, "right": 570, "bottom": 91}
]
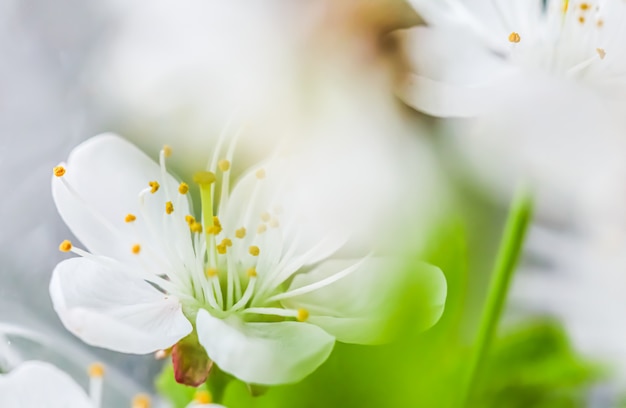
[
  {"left": 0, "top": 361, "right": 93, "bottom": 408},
  {"left": 52, "top": 133, "right": 192, "bottom": 275},
  {"left": 196, "top": 310, "right": 335, "bottom": 385},
  {"left": 281, "top": 259, "right": 447, "bottom": 344},
  {"left": 397, "top": 26, "right": 520, "bottom": 118},
  {"left": 50, "top": 257, "right": 192, "bottom": 354}
]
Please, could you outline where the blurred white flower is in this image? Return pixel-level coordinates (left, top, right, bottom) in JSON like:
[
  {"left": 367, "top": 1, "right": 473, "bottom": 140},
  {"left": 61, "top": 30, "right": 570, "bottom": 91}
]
[
  {"left": 511, "top": 225, "right": 626, "bottom": 385},
  {"left": 398, "top": 0, "right": 626, "bottom": 230},
  {"left": 50, "top": 134, "right": 446, "bottom": 386},
  {"left": 0, "top": 358, "right": 224, "bottom": 408},
  {"left": 0, "top": 361, "right": 98, "bottom": 408}
]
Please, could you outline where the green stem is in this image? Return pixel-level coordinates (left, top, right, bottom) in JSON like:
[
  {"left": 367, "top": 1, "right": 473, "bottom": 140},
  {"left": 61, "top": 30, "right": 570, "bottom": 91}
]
[{"left": 460, "top": 188, "right": 533, "bottom": 407}]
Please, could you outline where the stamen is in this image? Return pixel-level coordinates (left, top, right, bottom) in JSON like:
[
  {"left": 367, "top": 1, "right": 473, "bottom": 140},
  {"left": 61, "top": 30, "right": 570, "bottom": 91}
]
[
  {"left": 269, "top": 218, "right": 280, "bottom": 229},
  {"left": 88, "top": 363, "right": 105, "bottom": 378},
  {"left": 578, "top": 16, "right": 585, "bottom": 23},
  {"left": 53, "top": 165, "right": 66, "bottom": 177},
  {"left": 597, "top": 18, "right": 604, "bottom": 27},
  {"left": 562, "top": 0, "right": 569, "bottom": 13},
  {"left": 217, "top": 243, "right": 227, "bottom": 254},
  {"left": 297, "top": 308, "right": 309, "bottom": 322},
  {"left": 185, "top": 215, "right": 195, "bottom": 225},
  {"left": 218, "top": 159, "right": 231, "bottom": 172},
  {"left": 148, "top": 181, "right": 160, "bottom": 194},
  {"left": 257, "top": 224, "right": 267, "bottom": 234},
  {"left": 178, "top": 182, "right": 189, "bottom": 195},
  {"left": 131, "top": 394, "right": 151, "bottom": 408},
  {"left": 235, "top": 227, "right": 247, "bottom": 239},
  {"left": 247, "top": 267, "right": 257, "bottom": 278},
  {"left": 88, "top": 363, "right": 104, "bottom": 408},
  {"left": 125, "top": 214, "right": 137, "bottom": 223},
  {"left": 162, "top": 145, "right": 172, "bottom": 158},
  {"left": 249, "top": 246, "right": 260, "bottom": 256},
  {"left": 165, "top": 201, "right": 174, "bottom": 214},
  {"left": 596, "top": 48, "right": 606, "bottom": 59},
  {"left": 241, "top": 307, "right": 299, "bottom": 318},
  {"left": 260, "top": 212, "right": 271, "bottom": 222},
  {"left": 508, "top": 32, "right": 521, "bottom": 43},
  {"left": 131, "top": 244, "right": 141, "bottom": 255},
  {"left": 230, "top": 275, "right": 257, "bottom": 311},
  {"left": 266, "top": 257, "right": 370, "bottom": 303},
  {"left": 190, "top": 222, "right": 203, "bottom": 233},
  {"left": 255, "top": 168, "right": 266, "bottom": 179},
  {"left": 194, "top": 390, "right": 212, "bottom": 404},
  {"left": 206, "top": 267, "right": 218, "bottom": 277},
  {"left": 222, "top": 238, "right": 232, "bottom": 247},
  {"left": 59, "top": 240, "right": 72, "bottom": 252},
  {"left": 580, "top": 2, "right": 589, "bottom": 11}
]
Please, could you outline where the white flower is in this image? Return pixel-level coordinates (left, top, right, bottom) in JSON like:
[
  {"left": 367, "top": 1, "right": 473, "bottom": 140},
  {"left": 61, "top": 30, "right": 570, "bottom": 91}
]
[
  {"left": 0, "top": 360, "right": 224, "bottom": 408},
  {"left": 0, "top": 361, "right": 97, "bottom": 408},
  {"left": 398, "top": 0, "right": 626, "bottom": 228},
  {"left": 401, "top": 0, "right": 626, "bottom": 116},
  {"left": 50, "top": 133, "right": 446, "bottom": 386}
]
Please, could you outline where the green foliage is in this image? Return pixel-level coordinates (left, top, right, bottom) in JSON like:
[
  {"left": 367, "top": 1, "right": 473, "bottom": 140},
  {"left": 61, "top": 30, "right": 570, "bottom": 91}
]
[{"left": 474, "top": 321, "right": 604, "bottom": 408}]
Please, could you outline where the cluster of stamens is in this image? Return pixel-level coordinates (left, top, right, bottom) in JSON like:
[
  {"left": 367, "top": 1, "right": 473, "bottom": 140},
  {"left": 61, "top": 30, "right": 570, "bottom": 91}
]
[
  {"left": 54, "top": 142, "right": 316, "bottom": 323},
  {"left": 501, "top": 0, "right": 614, "bottom": 79}
]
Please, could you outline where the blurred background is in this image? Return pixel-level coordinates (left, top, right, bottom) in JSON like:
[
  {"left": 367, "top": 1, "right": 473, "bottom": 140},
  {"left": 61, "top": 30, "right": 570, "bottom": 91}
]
[{"left": 0, "top": 0, "right": 622, "bottom": 406}]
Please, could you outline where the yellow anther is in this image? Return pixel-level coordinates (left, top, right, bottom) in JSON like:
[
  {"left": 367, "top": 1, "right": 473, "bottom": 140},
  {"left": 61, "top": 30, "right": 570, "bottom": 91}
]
[
  {"left": 190, "top": 222, "right": 203, "bottom": 233},
  {"left": 213, "top": 216, "right": 222, "bottom": 228},
  {"left": 580, "top": 2, "right": 590, "bottom": 10},
  {"left": 508, "top": 32, "right": 521, "bottom": 43},
  {"left": 53, "top": 166, "right": 66, "bottom": 177},
  {"left": 247, "top": 267, "right": 257, "bottom": 278},
  {"left": 193, "top": 171, "right": 216, "bottom": 185},
  {"left": 132, "top": 394, "right": 151, "bottom": 408},
  {"left": 178, "top": 182, "right": 189, "bottom": 195},
  {"left": 125, "top": 214, "right": 137, "bottom": 223},
  {"left": 578, "top": 16, "right": 585, "bottom": 23},
  {"left": 562, "top": 0, "right": 569, "bottom": 12},
  {"left": 165, "top": 201, "right": 174, "bottom": 214},
  {"left": 249, "top": 246, "right": 260, "bottom": 256},
  {"left": 207, "top": 225, "right": 222, "bottom": 235},
  {"left": 163, "top": 145, "right": 172, "bottom": 158},
  {"left": 59, "top": 240, "right": 72, "bottom": 252},
  {"left": 597, "top": 18, "right": 604, "bottom": 27},
  {"left": 218, "top": 159, "right": 231, "bottom": 172},
  {"left": 131, "top": 244, "right": 141, "bottom": 254},
  {"left": 597, "top": 48, "right": 606, "bottom": 59},
  {"left": 235, "top": 227, "right": 246, "bottom": 239},
  {"left": 260, "top": 212, "right": 271, "bottom": 222},
  {"left": 88, "top": 363, "right": 105, "bottom": 378},
  {"left": 296, "top": 308, "right": 309, "bottom": 322},
  {"left": 206, "top": 267, "right": 218, "bottom": 278},
  {"left": 185, "top": 215, "right": 195, "bottom": 225},
  {"left": 269, "top": 218, "right": 280, "bottom": 228},
  {"left": 194, "top": 390, "right": 212, "bottom": 404},
  {"left": 148, "top": 181, "right": 160, "bottom": 194},
  {"left": 255, "top": 168, "right": 266, "bottom": 179},
  {"left": 217, "top": 243, "right": 227, "bottom": 254},
  {"left": 222, "top": 238, "right": 232, "bottom": 247},
  {"left": 257, "top": 224, "right": 267, "bottom": 234}
]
